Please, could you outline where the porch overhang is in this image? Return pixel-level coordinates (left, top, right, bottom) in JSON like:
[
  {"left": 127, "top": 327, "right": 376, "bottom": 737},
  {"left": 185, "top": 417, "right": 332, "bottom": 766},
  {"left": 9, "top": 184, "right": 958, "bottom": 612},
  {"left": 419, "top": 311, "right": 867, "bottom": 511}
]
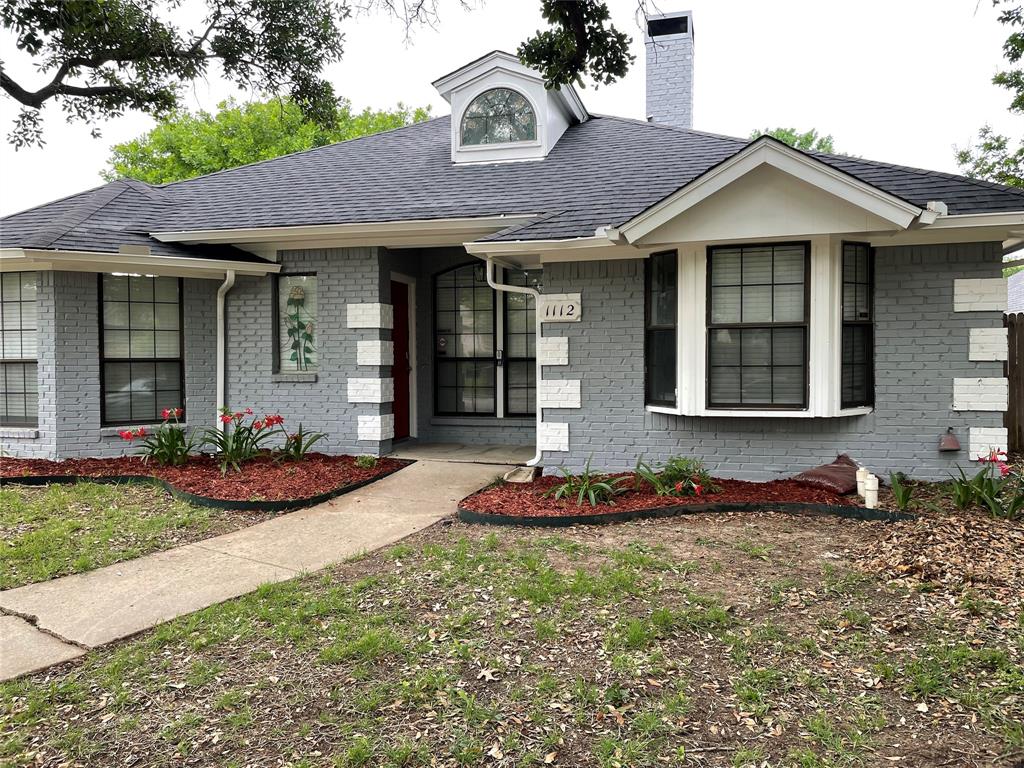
[
  {"left": 0, "top": 248, "right": 280, "bottom": 279},
  {"left": 151, "top": 215, "right": 539, "bottom": 260}
]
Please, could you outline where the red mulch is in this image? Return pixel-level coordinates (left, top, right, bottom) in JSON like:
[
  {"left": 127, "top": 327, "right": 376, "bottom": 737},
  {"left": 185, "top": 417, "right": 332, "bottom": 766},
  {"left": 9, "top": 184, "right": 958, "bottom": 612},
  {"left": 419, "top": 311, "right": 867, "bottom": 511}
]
[
  {"left": 0, "top": 454, "right": 408, "bottom": 503},
  {"left": 461, "top": 474, "right": 859, "bottom": 518}
]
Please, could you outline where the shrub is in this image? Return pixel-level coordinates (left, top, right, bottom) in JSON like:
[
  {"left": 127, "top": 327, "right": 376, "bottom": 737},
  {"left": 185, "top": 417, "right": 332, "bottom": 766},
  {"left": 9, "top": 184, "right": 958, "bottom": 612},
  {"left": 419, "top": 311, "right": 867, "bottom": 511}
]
[
  {"left": 277, "top": 424, "right": 325, "bottom": 462},
  {"left": 203, "top": 408, "right": 285, "bottom": 475},
  {"left": 634, "top": 455, "right": 718, "bottom": 497},
  {"left": 546, "top": 458, "right": 628, "bottom": 507},
  {"left": 119, "top": 408, "right": 197, "bottom": 466},
  {"left": 355, "top": 455, "right": 378, "bottom": 469},
  {"left": 889, "top": 472, "right": 914, "bottom": 512}
]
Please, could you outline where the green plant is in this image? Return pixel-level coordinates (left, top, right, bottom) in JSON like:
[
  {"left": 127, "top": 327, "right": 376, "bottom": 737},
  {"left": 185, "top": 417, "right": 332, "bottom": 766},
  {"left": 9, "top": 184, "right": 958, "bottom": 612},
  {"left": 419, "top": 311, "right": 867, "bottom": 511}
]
[
  {"left": 634, "top": 455, "right": 718, "bottom": 497},
  {"left": 203, "top": 408, "right": 285, "bottom": 475},
  {"left": 950, "top": 466, "right": 978, "bottom": 510},
  {"left": 277, "top": 424, "right": 325, "bottom": 462},
  {"left": 889, "top": 472, "right": 914, "bottom": 512},
  {"left": 118, "top": 408, "right": 197, "bottom": 467},
  {"left": 545, "top": 458, "right": 628, "bottom": 507},
  {"left": 355, "top": 455, "right": 378, "bottom": 469}
]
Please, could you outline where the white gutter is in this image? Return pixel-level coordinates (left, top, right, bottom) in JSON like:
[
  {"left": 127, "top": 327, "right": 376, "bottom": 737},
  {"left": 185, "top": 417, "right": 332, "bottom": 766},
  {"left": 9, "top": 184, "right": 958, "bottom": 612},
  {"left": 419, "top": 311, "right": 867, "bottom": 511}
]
[
  {"left": 216, "top": 270, "right": 236, "bottom": 431},
  {"left": 485, "top": 257, "right": 542, "bottom": 467}
]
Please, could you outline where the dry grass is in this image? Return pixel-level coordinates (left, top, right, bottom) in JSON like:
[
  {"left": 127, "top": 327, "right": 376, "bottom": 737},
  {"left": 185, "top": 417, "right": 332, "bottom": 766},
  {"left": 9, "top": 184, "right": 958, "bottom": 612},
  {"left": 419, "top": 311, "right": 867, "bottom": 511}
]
[{"left": 2, "top": 508, "right": 1021, "bottom": 767}]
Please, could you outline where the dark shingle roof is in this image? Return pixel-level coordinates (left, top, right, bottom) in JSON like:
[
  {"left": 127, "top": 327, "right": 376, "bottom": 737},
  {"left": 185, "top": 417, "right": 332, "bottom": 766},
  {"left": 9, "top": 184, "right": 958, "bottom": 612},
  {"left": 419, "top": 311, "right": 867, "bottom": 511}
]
[{"left": 4, "top": 114, "right": 1024, "bottom": 252}]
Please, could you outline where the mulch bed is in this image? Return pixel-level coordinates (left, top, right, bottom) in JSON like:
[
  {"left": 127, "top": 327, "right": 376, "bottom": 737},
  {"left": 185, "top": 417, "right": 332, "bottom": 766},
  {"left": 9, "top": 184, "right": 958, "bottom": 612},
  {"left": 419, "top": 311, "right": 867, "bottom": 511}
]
[
  {"left": 461, "top": 474, "right": 859, "bottom": 519},
  {"left": 0, "top": 453, "right": 409, "bottom": 503}
]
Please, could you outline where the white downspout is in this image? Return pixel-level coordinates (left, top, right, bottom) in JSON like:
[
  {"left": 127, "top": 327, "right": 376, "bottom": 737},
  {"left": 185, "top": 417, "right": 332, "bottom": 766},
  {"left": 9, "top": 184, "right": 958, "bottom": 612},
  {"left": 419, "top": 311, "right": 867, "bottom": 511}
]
[
  {"left": 216, "top": 270, "right": 236, "bottom": 431},
  {"left": 485, "top": 257, "right": 542, "bottom": 467}
]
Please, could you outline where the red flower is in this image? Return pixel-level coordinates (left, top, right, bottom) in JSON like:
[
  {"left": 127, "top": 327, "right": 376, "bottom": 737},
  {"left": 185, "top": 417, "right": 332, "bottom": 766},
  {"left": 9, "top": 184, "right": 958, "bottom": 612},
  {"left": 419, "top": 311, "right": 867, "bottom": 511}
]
[
  {"left": 135, "top": 427, "right": 147, "bottom": 438},
  {"left": 674, "top": 482, "right": 684, "bottom": 494},
  {"left": 220, "top": 414, "right": 233, "bottom": 424},
  {"left": 161, "top": 408, "right": 171, "bottom": 420},
  {"left": 118, "top": 430, "right": 133, "bottom": 441},
  {"left": 1000, "top": 462, "right": 1011, "bottom": 477},
  {"left": 233, "top": 411, "right": 244, "bottom": 420},
  {"left": 252, "top": 420, "right": 263, "bottom": 430},
  {"left": 245, "top": 407, "right": 254, "bottom": 415},
  {"left": 263, "top": 414, "right": 284, "bottom": 427},
  {"left": 693, "top": 484, "right": 703, "bottom": 496}
]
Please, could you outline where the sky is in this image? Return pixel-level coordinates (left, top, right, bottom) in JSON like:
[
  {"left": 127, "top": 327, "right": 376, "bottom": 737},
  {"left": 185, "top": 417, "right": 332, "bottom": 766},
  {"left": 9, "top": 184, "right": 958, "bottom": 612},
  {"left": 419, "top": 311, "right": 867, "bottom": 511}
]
[{"left": 1, "top": 0, "right": 1022, "bottom": 217}]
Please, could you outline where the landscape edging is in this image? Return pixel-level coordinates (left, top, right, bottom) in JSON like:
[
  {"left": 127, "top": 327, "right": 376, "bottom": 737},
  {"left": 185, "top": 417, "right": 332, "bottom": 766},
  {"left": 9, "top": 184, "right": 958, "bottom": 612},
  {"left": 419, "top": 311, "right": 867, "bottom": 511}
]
[
  {"left": 457, "top": 500, "right": 914, "bottom": 527},
  {"left": 1, "top": 461, "right": 412, "bottom": 513}
]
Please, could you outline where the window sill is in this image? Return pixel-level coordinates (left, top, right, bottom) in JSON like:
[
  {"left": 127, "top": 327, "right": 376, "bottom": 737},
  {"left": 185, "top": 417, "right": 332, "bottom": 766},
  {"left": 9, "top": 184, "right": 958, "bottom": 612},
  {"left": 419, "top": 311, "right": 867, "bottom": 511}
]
[
  {"left": 0, "top": 427, "right": 39, "bottom": 439},
  {"left": 430, "top": 416, "right": 534, "bottom": 428},
  {"left": 100, "top": 424, "right": 180, "bottom": 437},
  {"left": 272, "top": 373, "right": 318, "bottom": 383},
  {"left": 646, "top": 405, "right": 874, "bottom": 419}
]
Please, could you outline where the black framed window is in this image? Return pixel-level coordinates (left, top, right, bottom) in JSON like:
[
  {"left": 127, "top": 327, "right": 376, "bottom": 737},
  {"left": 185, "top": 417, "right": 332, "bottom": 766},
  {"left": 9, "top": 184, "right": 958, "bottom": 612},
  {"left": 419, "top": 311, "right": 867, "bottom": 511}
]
[
  {"left": 434, "top": 263, "right": 496, "bottom": 416},
  {"left": 100, "top": 274, "right": 184, "bottom": 425},
  {"left": 504, "top": 269, "right": 540, "bottom": 417},
  {"left": 707, "top": 243, "right": 810, "bottom": 409},
  {"left": 1, "top": 272, "right": 38, "bottom": 427},
  {"left": 274, "top": 274, "right": 318, "bottom": 373},
  {"left": 841, "top": 242, "right": 874, "bottom": 408},
  {"left": 645, "top": 251, "right": 678, "bottom": 406}
]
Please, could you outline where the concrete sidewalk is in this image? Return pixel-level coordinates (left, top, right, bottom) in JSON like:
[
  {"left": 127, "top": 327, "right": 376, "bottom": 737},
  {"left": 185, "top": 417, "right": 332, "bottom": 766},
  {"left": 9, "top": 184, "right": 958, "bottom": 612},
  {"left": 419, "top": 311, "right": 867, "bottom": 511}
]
[{"left": 0, "top": 460, "right": 505, "bottom": 681}]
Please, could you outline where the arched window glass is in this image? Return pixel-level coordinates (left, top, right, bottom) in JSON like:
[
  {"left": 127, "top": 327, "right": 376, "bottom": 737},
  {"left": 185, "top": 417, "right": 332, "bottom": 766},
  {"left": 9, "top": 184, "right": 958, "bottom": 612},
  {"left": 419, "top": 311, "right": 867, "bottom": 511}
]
[{"left": 460, "top": 88, "right": 537, "bottom": 146}]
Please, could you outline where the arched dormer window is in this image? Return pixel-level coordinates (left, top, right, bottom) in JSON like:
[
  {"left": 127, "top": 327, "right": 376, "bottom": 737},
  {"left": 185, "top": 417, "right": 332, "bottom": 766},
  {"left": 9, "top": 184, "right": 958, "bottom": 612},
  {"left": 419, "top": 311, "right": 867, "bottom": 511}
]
[{"left": 460, "top": 88, "right": 537, "bottom": 146}]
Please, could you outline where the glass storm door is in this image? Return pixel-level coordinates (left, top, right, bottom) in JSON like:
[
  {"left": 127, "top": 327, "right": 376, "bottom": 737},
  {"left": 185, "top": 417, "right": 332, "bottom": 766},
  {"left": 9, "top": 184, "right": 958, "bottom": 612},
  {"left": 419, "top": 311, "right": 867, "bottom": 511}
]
[{"left": 434, "top": 263, "right": 496, "bottom": 415}]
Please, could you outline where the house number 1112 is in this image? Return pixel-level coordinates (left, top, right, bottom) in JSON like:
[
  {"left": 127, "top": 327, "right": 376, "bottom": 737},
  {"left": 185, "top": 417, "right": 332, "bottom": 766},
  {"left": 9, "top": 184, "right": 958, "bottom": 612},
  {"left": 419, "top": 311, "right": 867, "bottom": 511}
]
[{"left": 539, "top": 294, "right": 582, "bottom": 323}]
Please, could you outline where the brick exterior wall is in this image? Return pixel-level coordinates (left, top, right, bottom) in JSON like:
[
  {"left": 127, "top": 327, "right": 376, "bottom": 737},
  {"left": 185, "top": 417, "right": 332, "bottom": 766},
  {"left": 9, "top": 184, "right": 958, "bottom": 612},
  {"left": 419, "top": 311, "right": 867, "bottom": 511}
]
[
  {"left": 2, "top": 273, "right": 219, "bottom": 459},
  {"left": 538, "top": 242, "right": 1006, "bottom": 481},
  {"left": 224, "top": 247, "right": 389, "bottom": 456}
]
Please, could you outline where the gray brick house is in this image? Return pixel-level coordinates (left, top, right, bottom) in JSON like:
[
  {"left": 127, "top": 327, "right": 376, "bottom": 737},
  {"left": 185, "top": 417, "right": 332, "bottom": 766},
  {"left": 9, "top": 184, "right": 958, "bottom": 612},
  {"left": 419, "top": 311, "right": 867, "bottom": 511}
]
[{"left": 2, "top": 12, "right": 1021, "bottom": 479}]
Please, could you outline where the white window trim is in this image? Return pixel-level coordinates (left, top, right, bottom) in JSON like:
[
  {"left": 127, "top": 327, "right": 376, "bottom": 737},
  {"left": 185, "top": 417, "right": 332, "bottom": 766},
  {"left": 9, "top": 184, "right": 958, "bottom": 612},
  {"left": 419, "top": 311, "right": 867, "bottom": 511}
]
[{"left": 647, "top": 235, "right": 874, "bottom": 418}]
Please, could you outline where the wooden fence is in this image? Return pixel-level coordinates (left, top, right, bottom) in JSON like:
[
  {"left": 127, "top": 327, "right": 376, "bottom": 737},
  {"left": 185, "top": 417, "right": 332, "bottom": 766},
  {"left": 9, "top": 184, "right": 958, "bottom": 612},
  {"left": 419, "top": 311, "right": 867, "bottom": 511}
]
[{"left": 1007, "top": 312, "right": 1023, "bottom": 453}]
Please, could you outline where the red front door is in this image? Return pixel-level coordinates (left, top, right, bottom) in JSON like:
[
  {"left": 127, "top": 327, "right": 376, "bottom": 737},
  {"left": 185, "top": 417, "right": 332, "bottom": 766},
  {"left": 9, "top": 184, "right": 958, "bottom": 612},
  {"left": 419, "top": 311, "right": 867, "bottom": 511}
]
[{"left": 391, "top": 280, "right": 411, "bottom": 441}]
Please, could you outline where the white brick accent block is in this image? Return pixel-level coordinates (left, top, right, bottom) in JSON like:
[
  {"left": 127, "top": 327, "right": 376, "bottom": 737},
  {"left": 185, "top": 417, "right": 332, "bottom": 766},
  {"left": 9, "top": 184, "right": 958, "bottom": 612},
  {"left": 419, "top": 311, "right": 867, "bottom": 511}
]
[
  {"left": 346, "top": 377, "right": 394, "bottom": 403},
  {"left": 953, "top": 279, "right": 1008, "bottom": 312},
  {"left": 968, "top": 327, "right": 1008, "bottom": 361},
  {"left": 539, "top": 421, "right": 570, "bottom": 452},
  {"left": 357, "top": 414, "right": 394, "bottom": 441},
  {"left": 357, "top": 340, "right": 394, "bottom": 367},
  {"left": 346, "top": 302, "right": 394, "bottom": 329},
  {"left": 952, "top": 377, "right": 1008, "bottom": 411},
  {"left": 538, "top": 336, "right": 569, "bottom": 366},
  {"left": 969, "top": 427, "right": 1009, "bottom": 460},
  {"left": 538, "top": 379, "right": 581, "bottom": 409}
]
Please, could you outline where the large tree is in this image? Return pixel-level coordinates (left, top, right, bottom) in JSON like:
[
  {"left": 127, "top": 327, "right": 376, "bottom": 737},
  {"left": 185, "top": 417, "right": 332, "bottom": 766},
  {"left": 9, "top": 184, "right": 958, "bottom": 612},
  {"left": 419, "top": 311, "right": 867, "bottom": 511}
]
[
  {"left": 103, "top": 98, "right": 430, "bottom": 184},
  {"left": 749, "top": 127, "right": 836, "bottom": 154},
  {"left": 955, "top": 1, "right": 1024, "bottom": 186},
  {"left": 0, "top": 0, "right": 632, "bottom": 148}
]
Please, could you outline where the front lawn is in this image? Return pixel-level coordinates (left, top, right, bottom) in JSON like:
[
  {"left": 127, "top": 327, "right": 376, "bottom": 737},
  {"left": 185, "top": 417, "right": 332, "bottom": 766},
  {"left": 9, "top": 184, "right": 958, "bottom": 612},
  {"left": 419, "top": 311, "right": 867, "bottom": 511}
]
[
  {"left": 1, "top": 511, "right": 1020, "bottom": 767},
  {"left": 0, "top": 482, "right": 271, "bottom": 590}
]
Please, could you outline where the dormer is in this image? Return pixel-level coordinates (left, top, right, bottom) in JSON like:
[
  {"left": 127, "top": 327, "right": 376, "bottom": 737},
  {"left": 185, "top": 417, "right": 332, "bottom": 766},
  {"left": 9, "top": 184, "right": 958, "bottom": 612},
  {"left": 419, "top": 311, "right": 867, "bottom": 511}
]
[{"left": 433, "top": 50, "right": 588, "bottom": 164}]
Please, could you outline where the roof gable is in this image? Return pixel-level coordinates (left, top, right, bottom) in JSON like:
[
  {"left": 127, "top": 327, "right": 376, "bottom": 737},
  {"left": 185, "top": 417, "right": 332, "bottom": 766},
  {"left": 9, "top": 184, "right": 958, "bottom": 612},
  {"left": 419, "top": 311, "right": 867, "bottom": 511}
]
[{"left": 621, "top": 136, "right": 923, "bottom": 245}]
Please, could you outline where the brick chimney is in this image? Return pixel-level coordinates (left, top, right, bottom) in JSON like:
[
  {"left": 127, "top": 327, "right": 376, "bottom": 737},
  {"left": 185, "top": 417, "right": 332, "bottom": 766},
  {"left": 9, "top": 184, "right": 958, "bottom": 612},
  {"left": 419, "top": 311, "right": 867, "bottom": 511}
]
[{"left": 645, "top": 10, "right": 694, "bottom": 129}]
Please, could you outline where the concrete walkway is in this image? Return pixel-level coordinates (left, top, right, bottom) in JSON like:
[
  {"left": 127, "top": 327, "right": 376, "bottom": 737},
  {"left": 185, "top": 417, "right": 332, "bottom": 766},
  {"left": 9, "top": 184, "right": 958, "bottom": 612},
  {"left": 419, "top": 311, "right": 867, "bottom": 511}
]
[{"left": 0, "top": 460, "right": 506, "bottom": 681}]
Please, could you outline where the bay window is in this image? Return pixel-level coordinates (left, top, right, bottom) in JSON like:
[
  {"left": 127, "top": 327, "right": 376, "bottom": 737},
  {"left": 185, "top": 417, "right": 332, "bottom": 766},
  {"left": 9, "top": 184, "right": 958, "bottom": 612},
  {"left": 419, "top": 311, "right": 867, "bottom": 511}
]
[
  {"left": 645, "top": 251, "right": 678, "bottom": 407},
  {"left": 100, "top": 274, "right": 184, "bottom": 425},
  {"left": 1, "top": 272, "right": 38, "bottom": 427},
  {"left": 706, "top": 243, "right": 809, "bottom": 409}
]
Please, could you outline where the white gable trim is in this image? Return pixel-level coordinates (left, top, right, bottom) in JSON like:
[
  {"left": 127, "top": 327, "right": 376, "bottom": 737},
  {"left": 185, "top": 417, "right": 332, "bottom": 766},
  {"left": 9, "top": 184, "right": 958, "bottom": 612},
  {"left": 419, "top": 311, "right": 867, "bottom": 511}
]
[{"left": 619, "top": 138, "right": 924, "bottom": 244}]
